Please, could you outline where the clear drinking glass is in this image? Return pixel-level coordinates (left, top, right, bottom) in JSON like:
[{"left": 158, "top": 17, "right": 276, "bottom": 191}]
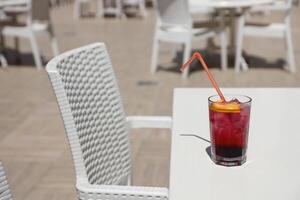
[{"left": 208, "top": 95, "right": 252, "bottom": 166}]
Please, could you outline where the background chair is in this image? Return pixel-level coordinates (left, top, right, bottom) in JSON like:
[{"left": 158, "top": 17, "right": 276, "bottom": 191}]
[
  {"left": 151, "top": 0, "right": 228, "bottom": 79},
  {"left": 46, "top": 43, "right": 171, "bottom": 200},
  {"left": 123, "top": 0, "right": 147, "bottom": 18},
  {"left": 51, "top": 0, "right": 74, "bottom": 7},
  {"left": 74, "top": 0, "right": 88, "bottom": 18},
  {"left": 1, "top": 0, "right": 59, "bottom": 69},
  {"left": 75, "top": 0, "right": 147, "bottom": 19},
  {"left": 101, "top": 0, "right": 123, "bottom": 17},
  {"left": 74, "top": 0, "right": 106, "bottom": 18},
  {"left": 235, "top": 0, "right": 296, "bottom": 73},
  {"left": 0, "top": 161, "right": 13, "bottom": 200},
  {"left": 0, "top": 9, "right": 14, "bottom": 68}
]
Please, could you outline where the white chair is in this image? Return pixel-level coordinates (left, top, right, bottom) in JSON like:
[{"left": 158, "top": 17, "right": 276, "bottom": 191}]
[
  {"left": 74, "top": 0, "right": 100, "bottom": 18},
  {"left": 1, "top": 0, "right": 59, "bottom": 69},
  {"left": 101, "top": 0, "right": 123, "bottom": 17},
  {"left": 0, "top": 10, "right": 12, "bottom": 68},
  {"left": 123, "top": 0, "right": 147, "bottom": 18},
  {"left": 235, "top": 0, "right": 296, "bottom": 73},
  {"left": 51, "top": 0, "right": 73, "bottom": 7},
  {"left": 0, "top": 161, "right": 13, "bottom": 200},
  {"left": 75, "top": 0, "right": 123, "bottom": 18},
  {"left": 74, "top": 0, "right": 85, "bottom": 18},
  {"left": 46, "top": 43, "right": 172, "bottom": 200},
  {"left": 75, "top": 0, "right": 146, "bottom": 18},
  {"left": 151, "top": 0, "right": 228, "bottom": 79}
]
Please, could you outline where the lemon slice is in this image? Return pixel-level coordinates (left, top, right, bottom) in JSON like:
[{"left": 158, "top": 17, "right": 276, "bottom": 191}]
[{"left": 210, "top": 102, "right": 240, "bottom": 113}]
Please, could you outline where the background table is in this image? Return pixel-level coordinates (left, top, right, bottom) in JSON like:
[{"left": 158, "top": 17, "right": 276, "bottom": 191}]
[
  {"left": 189, "top": 0, "right": 275, "bottom": 70},
  {"left": 0, "top": 0, "right": 27, "bottom": 8},
  {"left": 189, "top": 0, "right": 274, "bottom": 9},
  {"left": 170, "top": 88, "right": 300, "bottom": 200}
]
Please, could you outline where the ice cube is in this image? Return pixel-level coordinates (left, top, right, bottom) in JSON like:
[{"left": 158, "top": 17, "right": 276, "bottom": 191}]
[{"left": 228, "top": 98, "right": 241, "bottom": 104}]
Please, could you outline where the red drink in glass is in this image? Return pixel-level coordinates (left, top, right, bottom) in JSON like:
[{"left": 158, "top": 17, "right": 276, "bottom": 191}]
[{"left": 209, "top": 95, "right": 251, "bottom": 166}]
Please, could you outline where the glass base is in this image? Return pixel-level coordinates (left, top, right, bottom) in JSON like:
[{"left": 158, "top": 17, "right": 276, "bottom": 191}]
[{"left": 212, "top": 155, "right": 246, "bottom": 167}]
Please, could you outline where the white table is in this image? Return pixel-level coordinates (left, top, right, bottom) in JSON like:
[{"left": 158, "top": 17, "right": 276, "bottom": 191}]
[
  {"left": 170, "top": 88, "right": 300, "bottom": 200},
  {"left": 190, "top": 0, "right": 274, "bottom": 9},
  {"left": 189, "top": 0, "right": 275, "bottom": 70},
  {"left": 0, "top": 0, "right": 27, "bottom": 8}
]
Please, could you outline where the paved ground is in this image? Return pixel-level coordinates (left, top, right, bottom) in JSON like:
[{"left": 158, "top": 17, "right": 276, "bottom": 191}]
[{"left": 0, "top": 3, "right": 300, "bottom": 200}]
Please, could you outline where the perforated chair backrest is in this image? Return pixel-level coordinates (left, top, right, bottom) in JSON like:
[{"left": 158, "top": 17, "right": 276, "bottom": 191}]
[
  {"left": 46, "top": 43, "right": 131, "bottom": 185},
  {"left": 0, "top": 162, "right": 13, "bottom": 200},
  {"left": 156, "top": 0, "right": 191, "bottom": 28}
]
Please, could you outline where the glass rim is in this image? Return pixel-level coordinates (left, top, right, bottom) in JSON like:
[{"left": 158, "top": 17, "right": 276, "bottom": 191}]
[{"left": 208, "top": 94, "right": 252, "bottom": 104}]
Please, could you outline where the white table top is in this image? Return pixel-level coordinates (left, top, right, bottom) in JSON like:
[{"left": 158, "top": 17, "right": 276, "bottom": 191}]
[
  {"left": 190, "top": 0, "right": 274, "bottom": 9},
  {"left": 170, "top": 88, "right": 300, "bottom": 200},
  {"left": 0, "top": 0, "right": 27, "bottom": 8}
]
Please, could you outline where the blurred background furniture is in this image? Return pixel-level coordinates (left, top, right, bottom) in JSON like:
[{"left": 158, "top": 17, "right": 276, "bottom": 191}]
[
  {"left": 74, "top": 0, "right": 147, "bottom": 18},
  {"left": 235, "top": 0, "right": 296, "bottom": 73},
  {"left": 0, "top": 161, "right": 13, "bottom": 200},
  {"left": 0, "top": 11, "right": 9, "bottom": 67},
  {"left": 123, "top": 0, "right": 147, "bottom": 17},
  {"left": 51, "top": 0, "right": 74, "bottom": 7},
  {"left": 151, "top": 0, "right": 228, "bottom": 79},
  {"left": 101, "top": 0, "right": 123, "bottom": 17},
  {"left": 0, "top": 0, "right": 28, "bottom": 67},
  {"left": 190, "top": 0, "right": 275, "bottom": 72},
  {"left": 1, "top": 0, "right": 59, "bottom": 69},
  {"left": 0, "top": 0, "right": 27, "bottom": 8},
  {"left": 46, "top": 43, "right": 172, "bottom": 200},
  {"left": 74, "top": 0, "right": 102, "bottom": 18}
]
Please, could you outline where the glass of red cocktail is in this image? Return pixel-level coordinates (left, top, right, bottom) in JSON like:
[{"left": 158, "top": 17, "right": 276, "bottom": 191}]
[{"left": 209, "top": 95, "right": 252, "bottom": 166}]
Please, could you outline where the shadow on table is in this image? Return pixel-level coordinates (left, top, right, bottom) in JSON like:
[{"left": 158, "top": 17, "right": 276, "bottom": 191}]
[
  {"left": 206, "top": 146, "right": 212, "bottom": 158},
  {"left": 180, "top": 133, "right": 213, "bottom": 160},
  {"left": 158, "top": 48, "right": 286, "bottom": 75},
  {"left": 181, "top": 133, "right": 211, "bottom": 143}
]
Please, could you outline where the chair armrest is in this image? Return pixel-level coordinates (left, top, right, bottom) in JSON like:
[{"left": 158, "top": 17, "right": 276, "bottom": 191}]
[
  {"left": 126, "top": 116, "right": 172, "bottom": 129},
  {"left": 76, "top": 182, "right": 168, "bottom": 200}
]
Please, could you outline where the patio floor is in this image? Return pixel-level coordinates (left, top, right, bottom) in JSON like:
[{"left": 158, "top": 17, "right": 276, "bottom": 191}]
[{"left": 0, "top": 3, "right": 300, "bottom": 200}]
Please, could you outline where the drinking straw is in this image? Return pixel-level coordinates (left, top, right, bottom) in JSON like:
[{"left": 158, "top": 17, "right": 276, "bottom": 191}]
[{"left": 181, "top": 52, "right": 226, "bottom": 102}]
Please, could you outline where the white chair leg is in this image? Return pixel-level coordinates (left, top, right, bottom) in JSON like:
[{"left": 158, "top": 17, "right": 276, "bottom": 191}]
[
  {"left": 74, "top": 0, "right": 81, "bottom": 19},
  {"left": 51, "top": 38, "right": 59, "bottom": 57},
  {"left": 96, "top": 0, "right": 103, "bottom": 17},
  {"left": 220, "top": 31, "right": 228, "bottom": 71},
  {"left": 29, "top": 32, "right": 43, "bottom": 69},
  {"left": 139, "top": 0, "right": 147, "bottom": 18},
  {"left": 127, "top": 175, "right": 132, "bottom": 186},
  {"left": 235, "top": 13, "right": 245, "bottom": 73},
  {"left": 285, "top": 23, "right": 296, "bottom": 73},
  {"left": 219, "top": 12, "right": 228, "bottom": 71},
  {"left": 116, "top": 0, "right": 123, "bottom": 18},
  {"left": 47, "top": 26, "right": 59, "bottom": 56},
  {"left": 182, "top": 40, "right": 191, "bottom": 79},
  {"left": 241, "top": 56, "right": 248, "bottom": 71},
  {"left": 0, "top": 54, "right": 7, "bottom": 68},
  {"left": 151, "top": 35, "right": 159, "bottom": 74},
  {"left": 0, "top": 35, "right": 7, "bottom": 68}
]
